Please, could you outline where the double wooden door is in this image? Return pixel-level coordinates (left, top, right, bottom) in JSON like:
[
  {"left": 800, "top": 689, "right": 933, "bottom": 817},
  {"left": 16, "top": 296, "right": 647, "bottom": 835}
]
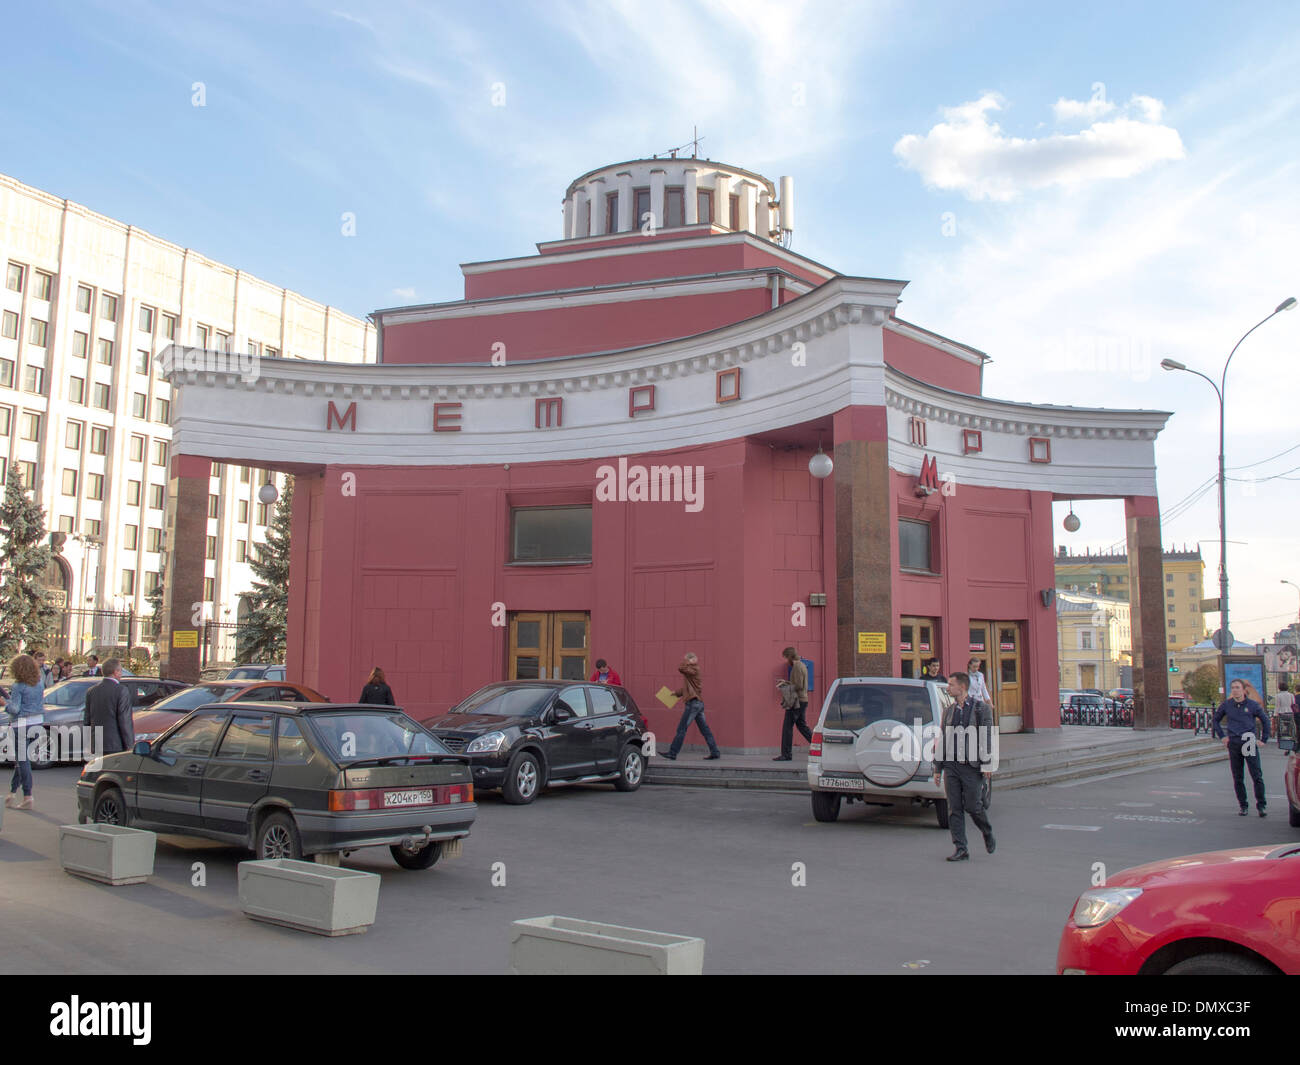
[
  {"left": 968, "top": 620, "right": 1023, "bottom": 725},
  {"left": 508, "top": 612, "right": 589, "bottom": 681}
]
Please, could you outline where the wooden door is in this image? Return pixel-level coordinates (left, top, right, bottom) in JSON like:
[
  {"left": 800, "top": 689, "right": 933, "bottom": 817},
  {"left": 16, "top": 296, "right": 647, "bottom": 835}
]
[
  {"left": 508, "top": 612, "right": 590, "bottom": 681},
  {"left": 992, "top": 622, "right": 1022, "bottom": 719},
  {"left": 899, "top": 616, "right": 939, "bottom": 679}
]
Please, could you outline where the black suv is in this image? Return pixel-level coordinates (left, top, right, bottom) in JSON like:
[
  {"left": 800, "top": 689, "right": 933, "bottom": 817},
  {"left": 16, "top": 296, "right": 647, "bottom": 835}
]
[{"left": 424, "top": 681, "right": 649, "bottom": 804}]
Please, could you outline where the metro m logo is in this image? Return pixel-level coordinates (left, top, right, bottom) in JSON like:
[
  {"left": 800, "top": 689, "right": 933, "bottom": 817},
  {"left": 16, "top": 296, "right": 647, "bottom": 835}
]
[
  {"left": 916, "top": 454, "right": 939, "bottom": 495},
  {"left": 326, "top": 401, "right": 357, "bottom": 431}
]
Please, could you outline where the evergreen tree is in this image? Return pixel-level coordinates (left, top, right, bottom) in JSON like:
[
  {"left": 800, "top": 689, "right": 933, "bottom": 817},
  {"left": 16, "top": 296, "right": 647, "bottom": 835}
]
[
  {"left": 0, "top": 467, "right": 60, "bottom": 659},
  {"left": 236, "top": 477, "right": 292, "bottom": 663}
]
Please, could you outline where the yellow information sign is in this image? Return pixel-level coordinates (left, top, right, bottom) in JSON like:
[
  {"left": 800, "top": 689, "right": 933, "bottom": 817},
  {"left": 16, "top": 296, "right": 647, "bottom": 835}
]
[
  {"left": 655, "top": 686, "right": 679, "bottom": 709},
  {"left": 857, "top": 632, "right": 887, "bottom": 654},
  {"left": 172, "top": 630, "right": 199, "bottom": 648}
]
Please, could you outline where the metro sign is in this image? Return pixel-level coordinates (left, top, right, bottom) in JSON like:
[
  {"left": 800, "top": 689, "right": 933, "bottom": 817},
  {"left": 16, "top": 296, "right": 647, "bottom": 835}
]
[{"left": 915, "top": 454, "right": 940, "bottom": 496}]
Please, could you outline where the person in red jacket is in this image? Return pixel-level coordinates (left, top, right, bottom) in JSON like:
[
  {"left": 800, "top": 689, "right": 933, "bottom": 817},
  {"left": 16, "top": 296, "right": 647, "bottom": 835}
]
[{"left": 590, "top": 659, "right": 621, "bottom": 685}]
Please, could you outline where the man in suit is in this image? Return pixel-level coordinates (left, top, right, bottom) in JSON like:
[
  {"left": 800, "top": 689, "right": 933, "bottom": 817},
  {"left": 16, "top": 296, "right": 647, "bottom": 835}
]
[
  {"left": 932, "top": 670, "right": 995, "bottom": 861},
  {"left": 84, "top": 658, "right": 134, "bottom": 755},
  {"left": 83, "top": 655, "right": 102, "bottom": 677}
]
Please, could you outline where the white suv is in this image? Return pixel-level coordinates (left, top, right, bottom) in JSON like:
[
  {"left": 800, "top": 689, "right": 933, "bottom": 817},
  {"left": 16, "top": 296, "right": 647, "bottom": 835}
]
[{"left": 807, "top": 676, "right": 988, "bottom": 828}]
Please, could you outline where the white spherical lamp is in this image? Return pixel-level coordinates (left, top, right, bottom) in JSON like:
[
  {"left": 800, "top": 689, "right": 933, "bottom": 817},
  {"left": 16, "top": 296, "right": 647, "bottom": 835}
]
[
  {"left": 809, "top": 448, "right": 833, "bottom": 479},
  {"left": 258, "top": 481, "right": 279, "bottom": 505},
  {"left": 1063, "top": 508, "right": 1081, "bottom": 533}
]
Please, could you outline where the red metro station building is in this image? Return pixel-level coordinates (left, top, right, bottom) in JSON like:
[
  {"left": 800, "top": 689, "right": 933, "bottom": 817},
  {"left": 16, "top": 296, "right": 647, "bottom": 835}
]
[{"left": 159, "top": 156, "right": 1172, "bottom": 744}]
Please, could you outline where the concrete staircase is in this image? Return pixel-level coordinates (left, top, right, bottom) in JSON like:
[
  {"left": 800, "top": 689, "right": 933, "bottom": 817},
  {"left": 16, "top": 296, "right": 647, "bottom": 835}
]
[{"left": 644, "top": 728, "right": 1227, "bottom": 793}]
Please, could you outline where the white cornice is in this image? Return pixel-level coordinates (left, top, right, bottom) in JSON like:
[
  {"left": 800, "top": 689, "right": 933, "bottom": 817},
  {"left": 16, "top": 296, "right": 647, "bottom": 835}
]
[{"left": 374, "top": 270, "right": 815, "bottom": 326}]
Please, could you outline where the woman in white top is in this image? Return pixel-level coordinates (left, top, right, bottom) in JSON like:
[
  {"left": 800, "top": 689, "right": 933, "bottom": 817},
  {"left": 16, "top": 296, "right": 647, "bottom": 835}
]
[{"left": 967, "top": 657, "right": 993, "bottom": 707}]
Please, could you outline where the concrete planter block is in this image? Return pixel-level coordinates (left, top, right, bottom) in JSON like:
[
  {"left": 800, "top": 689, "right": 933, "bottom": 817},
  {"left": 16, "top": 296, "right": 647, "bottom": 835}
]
[
  {"left": 510, "top": 916, "right": 705, "bottom": 975},
  {"left": 59, "top": 824, "right": 156, "bottom": 885},
  {"left": 237, "top": 859, "right": 380, "bottom": 937}
]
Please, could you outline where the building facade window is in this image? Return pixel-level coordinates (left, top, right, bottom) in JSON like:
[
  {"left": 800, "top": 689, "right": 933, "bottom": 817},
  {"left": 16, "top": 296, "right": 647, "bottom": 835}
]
[
  {"left": 72, "top": 331, "right": 88, "bottom": 357},
  {"left": 68, "top": 377, "right": 85, "bottom": 404},
  {"left": 19, "top": 412, "right": 40, "bottom": 441},
  {"left": 206, "top": 535, "right": 217, "bottom": 560},
  {"left": 203, "top": 577, "right": 215, "bottom": 602},
  {"left": 134, "top": 349, "right": 149, "bottom": 375},
  {"left": 154, "top": 440, "right": 168, "bottom": 466},
  {"left": 97, "top": 338, "right": 114, "bottom": 365},
  {"left": 123, "top": 525, "right": 138, "bottom": 551},
  {"left": 93, "top": 383, "right": 111, "bottom": 409},
  {"left": 162, "top": 313, "right": 178, "bottom": 340},
  {"left": 149, "top": 484, "right": 164, "bottom": 509},
  {"left": 697, "top": 189, "right": 713, "bottom": 224},
  {"left": 76, "top": 285, "right": 92, "bottom": 312},
  {"left": 65, "top": 421, "right": 82, "bottom": 449},
  {"left": 154, "top": 398, "right": 170, "bottom": 423},
  {"left": 28, "top": 320, "right": 47, "bottom": 347},
  {"left": 32, "top": 272, "right": 53, "bottom": 301},
  {"left": 898, "top": 519, "right": 934, "bottom": 572},
  {"left": 138, "top": 305, "right": 155, "bottom": 333},
  {"left": 100, "top": 293, "right": 118, "bottom": 321},
  {"left": 127, "top": 480, "right": 141, "bottom": 506},
  {"left": 121, "top": 569, "right": 135, "bottom": 595},
  {"left": 132, "top": 393, "right": 147, "bottom": 418},
  {"left": 61, "top": 469, "right": 78, "bottom": 496},
  {"left": 664, "top": 186, "right": 685, "bottom": 228},
  {"left": 129, "top": 434, "right": 144, "bottom": 461},
  {"left": 5, "top": 263, "right": 23, "bottom": 292},
  {"left": 23, "top": 366, "right": 45, "bottom": 394},
  {"left": 208, "top": 494, "right": 219, "bottom": 518},
  {"left": 509, "top": 506, "right": 593, "bottom": 564},
  {"left": 147, "top": 527, "right": 163, "bottom": 553},
  {"left": 87, "top": 473, "right": 104, "bottom": 500},
  {"left": 1, "top": 311, "right": 17, "bottom": 340},
  {"left": 0, "top": 360, "right": 12, "bottom": 388},
  {"left": 90, "top": 426, "right": 108, "bottom": 454}
]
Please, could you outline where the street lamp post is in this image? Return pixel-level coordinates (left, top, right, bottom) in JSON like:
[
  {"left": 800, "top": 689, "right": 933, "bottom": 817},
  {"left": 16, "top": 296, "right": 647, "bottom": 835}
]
[
  {"left": 1283, "top": 580, "right": 1300, "bottom": 626},
  {"left": 1161, "top": 297, "right": 1296, "bottom": 666}
]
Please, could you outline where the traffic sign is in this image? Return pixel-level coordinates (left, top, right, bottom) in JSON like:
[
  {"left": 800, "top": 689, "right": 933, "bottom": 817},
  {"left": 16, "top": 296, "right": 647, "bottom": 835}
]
[{"left": 1211, "top": 628, "right": 1235, "bottom": 651}]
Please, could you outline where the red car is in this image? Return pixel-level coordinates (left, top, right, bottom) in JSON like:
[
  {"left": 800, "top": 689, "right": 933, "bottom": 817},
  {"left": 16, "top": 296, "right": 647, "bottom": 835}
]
[
  {"left": 1057, "top": 844, "right": 1300, "bottom": 974},
  {"left": 132, "top": 680, "right": 328, "bottom": 743}
]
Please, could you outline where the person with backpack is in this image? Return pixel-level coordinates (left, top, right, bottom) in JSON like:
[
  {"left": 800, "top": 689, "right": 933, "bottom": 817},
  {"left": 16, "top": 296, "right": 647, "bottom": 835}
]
[{"left": 773, "top": 646, "right": 812, "bottom": 761}]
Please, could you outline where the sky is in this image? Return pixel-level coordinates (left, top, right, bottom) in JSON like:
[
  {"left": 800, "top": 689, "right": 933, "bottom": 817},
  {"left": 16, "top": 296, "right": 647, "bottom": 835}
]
[{"left": 1, "top": 0, "right": 1297, "bottom": 643}]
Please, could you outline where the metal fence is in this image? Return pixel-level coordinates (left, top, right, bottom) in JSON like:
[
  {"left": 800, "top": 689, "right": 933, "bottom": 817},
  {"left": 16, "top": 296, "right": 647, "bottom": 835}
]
[
  {"left": 38, "top": 611, "right": 249, "bottom": 672},
  {"left": 1061, "top": 701, "right": 1291, "bottom": 737}
]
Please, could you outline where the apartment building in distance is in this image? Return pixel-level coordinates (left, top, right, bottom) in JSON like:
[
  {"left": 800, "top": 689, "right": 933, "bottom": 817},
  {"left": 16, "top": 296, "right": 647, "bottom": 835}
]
[
  {"left": 0, "top": 172, "right": 375, "bottom": 660},
  {"left": 1056, "top": 590, "right": 1132, "bottom": 691},
  {"left": 1055, "top": 545, "right": 1207, "bottom": 675}
]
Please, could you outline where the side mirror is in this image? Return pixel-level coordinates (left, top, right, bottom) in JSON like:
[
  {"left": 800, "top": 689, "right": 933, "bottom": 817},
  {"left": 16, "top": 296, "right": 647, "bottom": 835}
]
[
  {"left": 133, "top": 740, "right": 152, "bottom": 757},
  {"left": 552, "top": 702, "right": 574, "bottom": 723}
]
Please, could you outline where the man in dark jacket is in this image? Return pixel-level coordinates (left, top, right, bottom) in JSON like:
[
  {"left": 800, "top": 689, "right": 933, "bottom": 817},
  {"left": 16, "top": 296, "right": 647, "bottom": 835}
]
[
  {"left": 1212, "top": 678, "right": 1270, "bottom": 817},
  {"left": 83, "top": 655, "right": 102, "bottom": 677},
  {"left": 84, "top": 659, "right": 134, "bottom": 755},
  {"left": 932, "top": 671, "right": 995, "bottom": 861}
]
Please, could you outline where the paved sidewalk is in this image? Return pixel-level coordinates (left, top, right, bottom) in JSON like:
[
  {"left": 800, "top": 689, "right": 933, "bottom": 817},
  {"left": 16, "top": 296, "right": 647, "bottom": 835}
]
[{"left": 646, "top": 726, "right": 1228, "bottom": 791}]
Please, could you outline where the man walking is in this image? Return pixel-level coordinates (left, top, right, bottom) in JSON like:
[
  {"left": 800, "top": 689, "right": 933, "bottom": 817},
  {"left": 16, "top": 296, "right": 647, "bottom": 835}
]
[
  {"left": 1212, "top": 678, "right": 1270, "bottom": 817},
  {"left": 83, "top": 658, "right": 134, "bottom": 756},
  {"left": 932, "top": 671, "right": 995, "bottom": 861},
  {"left": 773, "top": 646, "right": 811, "bottom": 761},
  {"left": 660, "top": 652, "right": 720, "bottom": 761}
]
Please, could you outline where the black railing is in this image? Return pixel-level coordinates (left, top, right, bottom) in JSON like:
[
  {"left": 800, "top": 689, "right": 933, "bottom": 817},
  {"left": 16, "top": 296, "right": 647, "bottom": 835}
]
[{"left": 1061, "top": 701, "right": 1290, "bottom": 736}]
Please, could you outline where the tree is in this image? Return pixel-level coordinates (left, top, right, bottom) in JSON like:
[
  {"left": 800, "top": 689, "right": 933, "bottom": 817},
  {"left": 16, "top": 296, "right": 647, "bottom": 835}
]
[
  {"left": 0, "top": 467, "right": 60, "bottom": 659},
  {"left": 236, "top": 477, "right": 292, "bottom": 663},
  {"left": 1183, "top": 663, "right": 1220, "bottom": 707}
]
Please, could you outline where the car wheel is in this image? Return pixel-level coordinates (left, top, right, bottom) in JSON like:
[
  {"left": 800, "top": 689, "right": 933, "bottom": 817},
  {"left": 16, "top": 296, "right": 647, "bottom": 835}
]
[
  {"left": 1290, "top": 803, "right": 1300, "bottom": 828},
  {"left": 390, "top": 841, "right": 443, "bottom": 870},
  {"left": 503, "top": 751, "right": 541, "bottom": 805},
  {"left": 92, "top": 786, "right": 129, "bottom": 827},
  {"left": 255, "top": 811, "right": 303, "bottom": 860},
  {"left": 613, "top": 744, "right": 644, "bottom": 792},
  {"left": 811, "top": 790, "right": 841, "bottom": 822},
  {"left": 934, "top": 798, "right": 950, "bottom": 829},
  {"left": 1164, "top": 952, "right": 1274, "bottom": 975}
]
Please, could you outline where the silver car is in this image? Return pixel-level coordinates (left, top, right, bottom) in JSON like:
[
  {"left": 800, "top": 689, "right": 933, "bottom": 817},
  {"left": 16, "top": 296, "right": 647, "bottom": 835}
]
[{"left": 807, "top": 677, "right": 990, "bottom": 828}]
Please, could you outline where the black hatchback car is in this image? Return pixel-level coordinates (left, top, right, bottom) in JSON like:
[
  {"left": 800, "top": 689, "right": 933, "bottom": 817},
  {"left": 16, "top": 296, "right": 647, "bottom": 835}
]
[
  {"left": 424, "top": 681, "right": 649, "bottom": 804},
  {"left": 76, "top": 702, "right": 476, "bottom": 870}
]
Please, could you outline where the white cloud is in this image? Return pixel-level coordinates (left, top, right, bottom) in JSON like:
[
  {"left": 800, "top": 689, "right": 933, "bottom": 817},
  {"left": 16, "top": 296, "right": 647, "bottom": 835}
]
[
  {"left": 392, "top": 287, "right": 416, "bottom": 300},
  {"left": 894, "top": 92, "right": 1185, "bottom": 201},
  {"left": 1052, "top": 96, "right": 1115, "bottom": 122}
]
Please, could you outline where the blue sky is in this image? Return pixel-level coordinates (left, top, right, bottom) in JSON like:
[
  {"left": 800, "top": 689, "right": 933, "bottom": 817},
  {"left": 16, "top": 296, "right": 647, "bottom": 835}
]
[{"left": 3, "top": 0, "right": 1298, "bottom": 642}]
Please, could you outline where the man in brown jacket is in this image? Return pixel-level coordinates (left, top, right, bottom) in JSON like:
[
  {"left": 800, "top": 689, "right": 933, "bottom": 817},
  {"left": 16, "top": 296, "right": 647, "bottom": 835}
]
[
  {"left": 774, "top": 646, "right": 812, "bottom": 760},
  {"left": 660, "top": 652, "right": 720, "bottom": 760}
]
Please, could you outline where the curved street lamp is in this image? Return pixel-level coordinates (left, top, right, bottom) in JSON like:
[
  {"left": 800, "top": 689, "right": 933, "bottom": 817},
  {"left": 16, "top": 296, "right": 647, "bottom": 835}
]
[{"left": 1161, "top": 297, "right": 1296, "bottom": 656}]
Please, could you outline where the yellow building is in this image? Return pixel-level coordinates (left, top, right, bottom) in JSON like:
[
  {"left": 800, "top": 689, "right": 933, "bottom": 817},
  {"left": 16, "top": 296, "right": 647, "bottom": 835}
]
[
  {"left": 1055, "top": 546, "right": 1207, "bottom": 677},
  {"left": 1056, "top": 591, "right": 1132, "bottom": 691}
]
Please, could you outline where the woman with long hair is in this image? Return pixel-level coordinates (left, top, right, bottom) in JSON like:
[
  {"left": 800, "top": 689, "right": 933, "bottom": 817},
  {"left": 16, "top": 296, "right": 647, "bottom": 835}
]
[
  {"left": 358, "top": 666, "right": 395, "bottom": 706},
  {"left": 5, "top": 654, "right": 45, "bottom": 810}
]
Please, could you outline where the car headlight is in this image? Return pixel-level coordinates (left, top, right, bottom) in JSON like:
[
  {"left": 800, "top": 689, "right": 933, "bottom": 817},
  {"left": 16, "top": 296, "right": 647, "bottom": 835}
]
[
  {"left": 466, "top": 731, "right": 507, "bottom": 754},
  {"left": 1073, "top": 887, "right": 1143, "bottom": 927}
]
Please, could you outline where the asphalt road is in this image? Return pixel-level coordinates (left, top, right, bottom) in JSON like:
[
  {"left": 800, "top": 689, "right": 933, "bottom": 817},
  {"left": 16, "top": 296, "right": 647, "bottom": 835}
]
[{"left": 1, "top": 746, "right": 1292, "bottom": 975}]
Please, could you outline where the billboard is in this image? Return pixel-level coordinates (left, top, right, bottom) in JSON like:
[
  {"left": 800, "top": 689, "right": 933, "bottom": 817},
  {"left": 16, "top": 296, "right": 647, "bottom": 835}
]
[{"left": 1262, "top": 643, "right": 1299, "bottom": 673}]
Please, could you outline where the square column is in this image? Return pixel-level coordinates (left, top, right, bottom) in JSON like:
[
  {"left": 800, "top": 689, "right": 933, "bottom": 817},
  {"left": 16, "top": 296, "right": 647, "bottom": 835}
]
[
  {"left": 833, "top": 407, "right": 894, "bottom": 678},
  {"left": 649, "top": 169, "right": 666, "bottom": 231},
  {"left": 684, "top": 167, "right": 698, "bottom": 224},
  {"left": 588, "top": 177, "right": 606, "bottom": 236},
  {"left": 158, "top": 453, "right": 210, "bottom": 682},
  {"left": 1125, "top": 495, "right": 1170, "bottom": 729}
]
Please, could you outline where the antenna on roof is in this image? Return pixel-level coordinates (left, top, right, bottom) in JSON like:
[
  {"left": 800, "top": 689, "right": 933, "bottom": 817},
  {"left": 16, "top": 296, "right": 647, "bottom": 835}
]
[{"left": 654, "top": 127, "right": 705, "bottom": 159}]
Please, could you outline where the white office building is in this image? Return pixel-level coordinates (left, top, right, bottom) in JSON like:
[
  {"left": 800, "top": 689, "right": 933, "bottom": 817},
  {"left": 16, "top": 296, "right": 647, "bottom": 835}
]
[{"left": 0, "top": 171, "right": 375, "bottom": 662}]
